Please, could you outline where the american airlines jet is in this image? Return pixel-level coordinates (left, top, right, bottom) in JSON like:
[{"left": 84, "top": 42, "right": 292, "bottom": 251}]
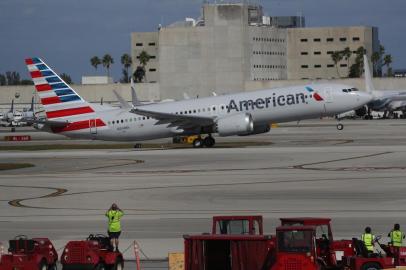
[{"left": 25, "top": 58, "right": 372, "bottom": 147}]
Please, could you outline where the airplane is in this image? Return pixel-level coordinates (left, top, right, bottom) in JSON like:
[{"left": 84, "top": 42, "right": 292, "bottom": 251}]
[
  {"left": 357, "top": 55, "right": 406, "bottom": 119},
  {"left": 1, "top": 97, "right": 36, "bottom": 130},
  {"left": 25, "top": 57, "right": 372, "bottom": 147}
]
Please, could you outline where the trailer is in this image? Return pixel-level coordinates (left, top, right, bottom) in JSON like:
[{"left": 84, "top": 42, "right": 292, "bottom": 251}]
[{"left": 0, "top": 235, "right": 58, "bottom": 270}]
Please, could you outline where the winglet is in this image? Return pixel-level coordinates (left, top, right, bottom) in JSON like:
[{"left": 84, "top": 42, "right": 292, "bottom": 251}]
[
  {"left": 113, "top": 89, "right": 132, "bottom": 109},
  {"left": 130, "top": 78, "right": 142, "bottom": 106},
  {"left": 363, "top": 54, "right": 375, "bottom": 93}
]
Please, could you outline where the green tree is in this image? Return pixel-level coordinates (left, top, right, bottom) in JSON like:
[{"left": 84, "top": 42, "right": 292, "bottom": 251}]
[
  {"left": 60, "top": 73, "right": 73, "bottom": 84},
  {"left": 5, "top": 71, "right": 20, "bottom": 85},
  {"left": 342, "top": 47, "right": 352, "bottom": 77},
  {"left": 120, "top": 53, "right": 132, "bottom": 83},
  {"left": 102, "top": 54, "right": 114, "bottom": 77},
  {"left": 90, "top": 56, "right": 101, "bottom": 72},
  {"left": 371, "top": 52, "right": 380, "bottom": 77},
  {"left": 383, "top": 54, "right": 393, "bottom": 77},
  {"left": 348, "top": 46, "right": 366, "bottom": 78},
  {"left": 0, "top": 74, "right": 6, "bottom": 85},
  {"left": 331, "top": 51, "right": 343, "bottom": 78},
  {"left": 133, "top": 66, "right": 145, "bottom": 83},
  {"left": 138, "top": 51, "right": 151, "bottom": 67},
  {"left": 20, "top": 79, "right": 34, "bottom": 85}
]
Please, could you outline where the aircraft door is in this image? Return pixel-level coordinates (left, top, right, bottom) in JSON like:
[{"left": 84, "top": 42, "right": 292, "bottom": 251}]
[
  {"left": 324, "top": 87, "right": 333, "bottom": 103},
  {"left": 89, "top": 119, "right": 97, "bottom": 135}
]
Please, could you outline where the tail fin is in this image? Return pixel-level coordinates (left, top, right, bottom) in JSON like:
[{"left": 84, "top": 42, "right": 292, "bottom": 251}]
[
  {"left": 363, "top": 54, "right": 375, "bottom": 93},
  {"left": 25, "top": 57, "right": 105, "bottom": 132},
  {"left": 29, "top": 96, "right": 34, "bottom": 112},
  {"left": 10, "top": 99, "right": 14, "bottom": 113}
]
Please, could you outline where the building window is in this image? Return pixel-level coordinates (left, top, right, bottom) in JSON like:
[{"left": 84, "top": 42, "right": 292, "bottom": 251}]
[
  {"left": 313, "top": 38, "right": 321, "bottom": 42},
  {"left": 340, "top": 37, "right": 347, "bottom": 42},
  {"left": 340, "top": 64, "right": 348, "bottom": 67},
  {"left": 150, "top": 56, "right": 156, "bottom": 59},
  {"left": 301, "top": 52, "right": 308, "bottom": 55},
  {"left": 314, "top": 51, "right": 321, "bottom": 55},
  {"left": 327, "top": 51, "right": 333, "bottom": 55},
  {"left": 301, "top": 65, "right": 309, "bottom": 68},
  {"left": 149, "top": 68, "right": 156, "bottom": 72},
  {"left": 148, "top": 42, "right": 156, "bottom": 46},
  {"left": 135, "top": 43, "right": 143, "bottom": 46},
  {"left": 314, "top": 65, "right": 321, "bottom": 68},
  {"left": 327, "top": 64, "right": 334, "bottom": 68},
  {"left": 326, "top": 38, "right": 334, "bottom": 42},
  {"left": 353, "top": 37, "right": 360, "bottom": 41},
  {"left": 300, "top": 38, "right": 308, "bottom": 42}
]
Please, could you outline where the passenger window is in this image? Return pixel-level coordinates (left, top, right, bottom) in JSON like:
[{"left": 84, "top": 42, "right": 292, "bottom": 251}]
[
  {"left": 208, "top": 108, "right": 211, "bottom": 111},
  {"left": 193, "top": 110, "right": 196, "bottom": 113},
  {"left": 121, "top": 120, "right": 124, "bottom": 123}
]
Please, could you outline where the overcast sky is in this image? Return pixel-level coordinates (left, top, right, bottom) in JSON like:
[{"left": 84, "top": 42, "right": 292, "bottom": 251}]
[{"left": 1, "top": 0, "right": 405, "bottom": 83}]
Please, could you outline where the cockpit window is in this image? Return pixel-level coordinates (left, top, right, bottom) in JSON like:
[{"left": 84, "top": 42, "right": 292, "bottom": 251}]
[
  {"left": 342, "top": 89, "right": 348, "bottom": 93},
  {"left": 351, "top": 88, "right": 358, "bottom": 91}
]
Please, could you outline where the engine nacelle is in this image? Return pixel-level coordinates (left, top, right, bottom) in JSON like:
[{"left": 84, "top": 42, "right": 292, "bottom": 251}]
[
  {"left": 239, "top": 123, "right": 270, "bottom": 136},
  {"left": 355, "top": 105, "right": 367, "bottom": 117},
  {"left": 216, "top": 113, "right": 254, "bottom": 136}
]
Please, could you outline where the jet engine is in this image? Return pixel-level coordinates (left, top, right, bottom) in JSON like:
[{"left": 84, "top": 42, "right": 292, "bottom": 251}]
[
  {"left": 355, "top": 105, "right": 367, "bottom": 117},
  {"left": 238, "top": 123, "right": 270, "bottom": 136},
  {"left": 216, "top": 113, "right": 254, "bottom": 136}
]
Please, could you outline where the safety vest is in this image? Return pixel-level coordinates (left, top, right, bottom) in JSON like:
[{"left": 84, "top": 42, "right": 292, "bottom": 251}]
[
  {"left": 106, "top": 210, "right": 124, "bottom": 232},
  {"left": 390, "top": 230, "right": 404, "bottom": 247},
  {"left": 361, "top": 233, "right": 374, "bottom": 251}
]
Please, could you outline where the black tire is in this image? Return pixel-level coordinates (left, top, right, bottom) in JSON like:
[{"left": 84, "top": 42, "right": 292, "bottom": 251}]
[
  {"left": 361, "top": 262, "right": 382, "bottom": 270},
  {"left": 95, "top": 263, "right": 107, "bottom": 270},
  {"left": 48, "top": 263, "right": 57, "bottom": 270},
  {"left": 192, "top": 138, "right": 203, "bottom": 148},
  {"left": 111, "top": 257, "right": 124, "bottom": 270},
  {"left": 336, "top": 123, "right": 344, "bottom": 130},
  {"left": 203, "top": 136, "right": 215, "bottom": 148},
  {"left": 39, "top": 261, "right": 48, "bottom": 270}
]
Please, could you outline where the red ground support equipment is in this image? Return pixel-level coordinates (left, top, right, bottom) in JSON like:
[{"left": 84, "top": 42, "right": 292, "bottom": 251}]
[
  {"left": 60, "top": 234, "right": 124, "bottom": 270},
  {"left": 0, "top": 235, "right": 58, "bottom": 270}
]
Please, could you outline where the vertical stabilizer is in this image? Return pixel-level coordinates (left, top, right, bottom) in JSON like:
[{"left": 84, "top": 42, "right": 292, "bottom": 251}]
[{"left": 363, "top": 54, "right": 375, "bottom": 93}]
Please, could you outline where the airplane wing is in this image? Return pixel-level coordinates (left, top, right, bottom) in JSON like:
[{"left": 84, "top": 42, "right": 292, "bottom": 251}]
[
  {"left": 22, "top": 117, "right": 69, "bottom": 128},
  {"left": 130, "top": 108, "right": 214, "bottom": 130}
]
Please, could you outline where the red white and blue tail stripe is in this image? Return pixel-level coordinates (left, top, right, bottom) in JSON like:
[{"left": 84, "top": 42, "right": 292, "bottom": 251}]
[{"left": 25, "top": 57, "right": 106, "bottom": 133}]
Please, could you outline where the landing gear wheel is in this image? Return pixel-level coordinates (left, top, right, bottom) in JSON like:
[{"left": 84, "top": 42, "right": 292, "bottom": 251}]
[
  {"left": 193, "top": 138, "right": 203, "bottom": 148},
  {"left": 336, "top": 123, "right": 344, "bottom": 130},
  {"left": 203, "top": 136, "right": 215, "bottom": 148},
  {"left": 48, "top": 264, "right": 57, "bottom": 270},
  {"left": 112, "top": 257, "right": 124, "bottom": 270},
  {"left": 39, "top": 261, "right": 47, "bottom": 270},
  {"left": 361, "top": 262, "right": 382, "bottom": 270},
  {"left": 95, "top": 263, "right": 106, "bottom": 270}
]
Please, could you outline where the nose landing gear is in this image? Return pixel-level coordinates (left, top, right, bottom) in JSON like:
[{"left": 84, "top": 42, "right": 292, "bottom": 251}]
[{"left": 336, "top": 123, "right": 344, "bottom": 130}]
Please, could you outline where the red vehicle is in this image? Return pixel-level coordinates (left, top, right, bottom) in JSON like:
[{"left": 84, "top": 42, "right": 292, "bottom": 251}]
[
  {"left": 0, "top": 235, "right": 58, "bottom": 270},
  {"left": 60, "top": 234, "right": 124, "bottom": 270},
  {"left": 212, "top": 215, "right": 264, "bottom": 235},
  {"left": 280, "top": 217, "right": 354, "bottom": 264}
]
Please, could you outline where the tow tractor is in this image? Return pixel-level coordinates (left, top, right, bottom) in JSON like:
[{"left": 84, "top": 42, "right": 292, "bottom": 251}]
[
  {"left": 0, "top": 235, "right": 58, "bottom": 270},
  {"left": 61, "top": 234, "right": 124, "bottom": 270}
]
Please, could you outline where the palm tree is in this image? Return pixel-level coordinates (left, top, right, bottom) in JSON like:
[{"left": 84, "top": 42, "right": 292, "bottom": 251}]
[
  {"left": 331, "top": 51, "right": 343, "bottom": 78},
  {"left": 138, "top": 51, "right": 151, "bottom": 67},
  {"left": 102, "top": 54, "right": 114, "bottom": 77},
  {"left": 90, "top": 56, "right": 101, "bottom": 72},
  {"left": 120, "top": 54, "right": 132, "bottom": 83},
  {"left": 383, "top": 54, "right": 393, "bottom": 77},
  {"left": 342, "top": 47, "right": 352, "bottom": 77},
  {"left": 371, "top": 52, "right": 380, "bottom": 77}
]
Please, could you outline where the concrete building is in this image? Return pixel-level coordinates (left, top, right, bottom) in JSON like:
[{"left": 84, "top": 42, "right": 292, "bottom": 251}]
[
  {"left": 130, "top": 1, "right": 379, "bottom": 99},
  {"left": 81, "top": 76, "right": 113, "bottom": 85},
  {"left": 130, "top": 32, "right": 159, "bottom": 83},
  {"left": 287, "top": 26, "right": 379, "bottom": 80}
]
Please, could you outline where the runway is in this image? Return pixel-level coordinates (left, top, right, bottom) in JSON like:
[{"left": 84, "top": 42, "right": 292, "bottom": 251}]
[{"left": 1, "top": 119, "right": 406, "bottom": 261}]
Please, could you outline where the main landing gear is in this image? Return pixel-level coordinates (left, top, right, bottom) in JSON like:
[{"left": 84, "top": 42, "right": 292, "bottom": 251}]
[{"left": 193, "top": 135, "right": 216, "bottom": 148}]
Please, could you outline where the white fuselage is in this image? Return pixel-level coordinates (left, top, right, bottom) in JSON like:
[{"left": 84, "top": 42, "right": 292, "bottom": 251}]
[{"left": 56, "top": 83, "right": 371, "bottom": 141}]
